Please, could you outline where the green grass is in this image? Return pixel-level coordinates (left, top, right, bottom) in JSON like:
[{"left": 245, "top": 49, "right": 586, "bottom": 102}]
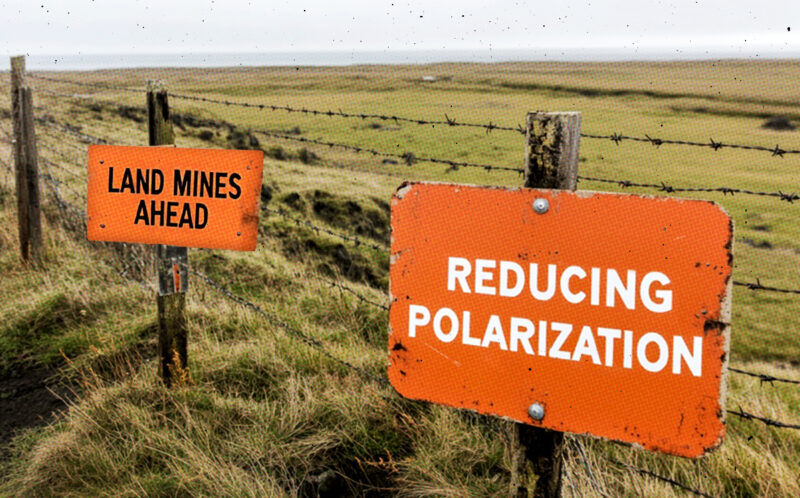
[{"left": 0, "top": 60, "right": 799, "bottom": 496}]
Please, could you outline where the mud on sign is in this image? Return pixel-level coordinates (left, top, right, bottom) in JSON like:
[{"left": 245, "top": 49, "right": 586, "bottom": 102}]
[
  {"left": 388, "top": 182, "right": 732, "bottom": 458},
  {"left": 87, "top": 145, "right": 264, "bottom": 251}
]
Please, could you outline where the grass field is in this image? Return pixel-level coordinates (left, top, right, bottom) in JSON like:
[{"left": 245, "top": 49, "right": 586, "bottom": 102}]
[{"left": 0, "top": 60, "right": 799, "bottom": 496}]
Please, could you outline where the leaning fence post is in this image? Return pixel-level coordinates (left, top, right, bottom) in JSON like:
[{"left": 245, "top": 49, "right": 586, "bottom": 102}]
[
  {"left": 509, "top": 111, "right": 580, "bottom": 498},
  {"left": 10, "top": 55, "right": 43, "bottom": 264},
  {"left": 147, "top": 80, "right": 189, "bottom": 387}
]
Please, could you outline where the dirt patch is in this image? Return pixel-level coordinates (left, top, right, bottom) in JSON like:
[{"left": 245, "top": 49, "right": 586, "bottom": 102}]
[
  {"left": 762, "top": 116, "right": 796, "bottom": 131},
  {"left": 282, "top": 192, "right": 306, "bottom": 211},
  {"left": 227, "top": 129, "right": 261, "bottom": 150},
  {"left": 0, "top": 366, "right": 72, "bottom": 457}
]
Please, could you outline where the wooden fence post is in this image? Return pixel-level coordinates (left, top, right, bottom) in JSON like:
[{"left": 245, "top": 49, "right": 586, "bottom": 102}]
[
  {"left": 10, "top": 55, "right": 43, "bottom": 264},
  {"left": 147, "top": 80, "right": 189, "bottom": 387},
  {"left": 510, "top": 111, "right": 581, "bottom": 498}
]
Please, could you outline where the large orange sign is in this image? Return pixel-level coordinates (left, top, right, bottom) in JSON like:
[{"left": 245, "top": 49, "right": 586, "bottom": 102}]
[
  {"left": 388, "top": 182, "right": 732, "bottom": 458},
  {"left": 87, "top": 145, "right": 263, "bottom": 251}
]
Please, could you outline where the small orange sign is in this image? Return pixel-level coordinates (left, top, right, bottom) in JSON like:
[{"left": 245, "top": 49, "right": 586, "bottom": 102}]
[
  {"left": 87, "top": 145, "right": 263, "bottom": 251},
  {"left": 388, "top": 182, "right": 732, "bottom": 458}
]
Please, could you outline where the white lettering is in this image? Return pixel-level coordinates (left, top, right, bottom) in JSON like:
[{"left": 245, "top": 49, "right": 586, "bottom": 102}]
[
  {"left": 597, "top": 327, "right": 622, "bottom": 367},
  {"left": 474, "top": 259, "right": 496, "bottom": 295},
  {"left": 560, "top": 266, "right": 587, "bottom": 304},
  {"left": 538, "top": 320, "right": 548, "bottom": 356},
  {"left": 447, "top": 257, "right": 472, "bottom": 293},
  {"left": 606, "top": 269, "right": 637, "bottom": 309},
  {"left": 549, "top": 322, "right": 573, "bottom": 360},
  {"left": 641, "top": 272, "right": 673, "bottom": 313},
  {"left": 637, "top": 332, "right": 669, "bottom": 373},
  {"left": 623, "top": 330, "right": 633, "bottom": 368},
  {"left": 572, "top": 325, "right": 602, "bottom": 365},
  {"left": 673, "top": 336, "right": 703, "bottom": 376},
  {"left": 409, "top": 304, "right": 430, "bottom": 338},
  {"left": 510, "top": 317, "right": 535, "bottom": 354},
  {"left": 499, "top": 261, "right": 525, "bottom": 297},
  {"left": 433, "top": 307, "right": 459, "bottom": 343},
  {"left": 590, "top": 267, "right": 601, "bottom": 306},
  {"left": 530, "top": 263, "right": 557, "bottom": 300},
  {"left": 482, "top": 315, "right": 508, "bottom": 350},
  {"left": 462, "top": 311, "right": 482, "bottom": 346}
]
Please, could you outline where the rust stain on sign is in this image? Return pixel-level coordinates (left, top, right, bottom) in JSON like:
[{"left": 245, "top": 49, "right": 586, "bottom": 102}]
[
  {"left": 87, "top": 145, "right": 263, "bottom": 251},
  {"left": 388, "top": 182, "right": 732, "bottom": 458}
]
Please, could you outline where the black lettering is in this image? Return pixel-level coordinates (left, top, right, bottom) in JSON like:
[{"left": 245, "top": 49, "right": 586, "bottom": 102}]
[
  {"left": 192, "top": 170, "right": 199, "bottom": 197},
  {"left": 150, "top": 200, "right": 164, "bottom": 226},
  {"left": 228, "top": 173, "right": 241, "bottom": 199},
  {"left": 214, "top": 172, "right": 228, "bottom": 199},
  {"left": 199, "top": 171, "right": 214, "bottom": 198},
  {"left": 174, "top": 169, "right": 191, "bottom": 196},
  {"left": 152, "top": 170, "right": 164, "bottom": 195},
  {"left": 179, "top": 203, "right": 193, "bottom": 228},
  {"left": 120, "top": 168, "right": 134, "bottom": 193},
  {"left": 108, "top": 167, "right": 120, "bottom": 193},
  {"left": 195, "top": 203, "right": 208, "bottom": 229},
  {"left": 135, "top": 169, "right": 149, "bottom": 194},
  {"left": 134, "top": 199, "right": 149, "bottom": 225},
  {"left": 166, "top": 201, "right": 179, "bottom": 227}
]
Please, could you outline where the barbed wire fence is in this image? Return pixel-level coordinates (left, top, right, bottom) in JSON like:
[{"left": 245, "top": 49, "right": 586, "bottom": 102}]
[{"left": 2, "top": 72, "right": 798, "bottom": 497}]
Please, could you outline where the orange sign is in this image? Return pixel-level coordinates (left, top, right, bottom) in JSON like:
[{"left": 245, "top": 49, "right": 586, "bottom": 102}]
[
  {"left": 87, "top": 145, "right": 263, "bottom": 251},
  {"left": 388, "top": 182, "right": 732, "bottom": 458}
]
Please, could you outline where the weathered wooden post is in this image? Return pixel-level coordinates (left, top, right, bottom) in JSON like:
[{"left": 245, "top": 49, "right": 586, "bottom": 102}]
[
  {"left": 10, "top": 55, "right": 43, "bottom": 264},
  {"left": 147, "top": 80, "right": 189, "bottom": 387},
  {"left": 509, "top": 111, "right": 580, "bottom": 498}
]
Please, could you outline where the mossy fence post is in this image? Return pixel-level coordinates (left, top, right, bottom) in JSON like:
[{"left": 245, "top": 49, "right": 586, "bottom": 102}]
[
  {"left": 147, "top": 80, "right": 189, "bottom": 387},
  {"left": 10, "top": 55, "right": 43, "bottom": 264},
  {"left": 509, "top": 111, "right": 581, "bottom": 498}
]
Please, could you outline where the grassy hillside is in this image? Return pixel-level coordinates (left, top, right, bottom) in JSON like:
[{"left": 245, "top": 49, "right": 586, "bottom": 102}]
[{"left": 0, "top": 60, "right": 799, "bottom": 496}]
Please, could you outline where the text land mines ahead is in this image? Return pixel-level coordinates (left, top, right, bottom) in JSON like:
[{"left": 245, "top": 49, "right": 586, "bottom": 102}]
[
  {"left": 87, "top": 145, "right": 264, "bottom": 251},
  {"left": 388, "top": 182, "right": 732, "bottom": 458}
]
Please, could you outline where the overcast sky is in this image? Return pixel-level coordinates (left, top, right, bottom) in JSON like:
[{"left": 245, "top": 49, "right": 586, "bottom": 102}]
[{"left": 1, "top": 0, "right": 797, "bottom": 56}]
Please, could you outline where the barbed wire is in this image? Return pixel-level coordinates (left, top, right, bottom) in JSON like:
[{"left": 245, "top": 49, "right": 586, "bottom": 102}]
[
  {"left": 578, "top": 176, "right": 799, "bottom": 204},
  {"left": 166, "top": 90, "right": 523, "bottom": 134},
  {"left": 733, "top": 279, "right": 800, "bottom": 295},
  {"left": 263, "top": 206, "right": 390, "bottom": 252},
  {"left": 728, "top": 367, "right": 800, "bottom": 385},
  {"left": 36, "top": 118, "right": 110, "bottom": 145},
  {"left": 727, "top": 407, "right": 800, "bottom": 430},
  {"left": 38, "top": 157, "right": 86, "bottom": 194},
  {"left": 294, "top": 271, "right": 390, "bottom": 311},
  {"left": 38, "top": 159, "right": 88, "bottom": 221},
  {"left": 188, "top": 267, "right": 389, "bottom": 385},
  {"left": 606, "top": 458, "right": 714, "bottom": 498},
  {"left": 582, "top": 132, "right": 800, "bottom": 158},
  {"left": 37, "top": 145, "right": 87, "bottom": 180},
  {"left": 255, "top": 129, "right": 525, "bottom": 173}
]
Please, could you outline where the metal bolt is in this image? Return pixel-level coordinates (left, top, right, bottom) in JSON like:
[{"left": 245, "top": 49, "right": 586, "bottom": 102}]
[
  {"left": 532, "top": 198, "right": 549, "bottom": 214},
  {"left": 528, "top": 402, "right": 545, "bottom": 421}
]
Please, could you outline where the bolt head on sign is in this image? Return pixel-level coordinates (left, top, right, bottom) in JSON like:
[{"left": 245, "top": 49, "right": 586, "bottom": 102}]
[
  {"left": 388, "top": 182, "right": 732, "bottom": 458},
  {"left": 87, "top": 145, "right": 264, "bottom": 251}
]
